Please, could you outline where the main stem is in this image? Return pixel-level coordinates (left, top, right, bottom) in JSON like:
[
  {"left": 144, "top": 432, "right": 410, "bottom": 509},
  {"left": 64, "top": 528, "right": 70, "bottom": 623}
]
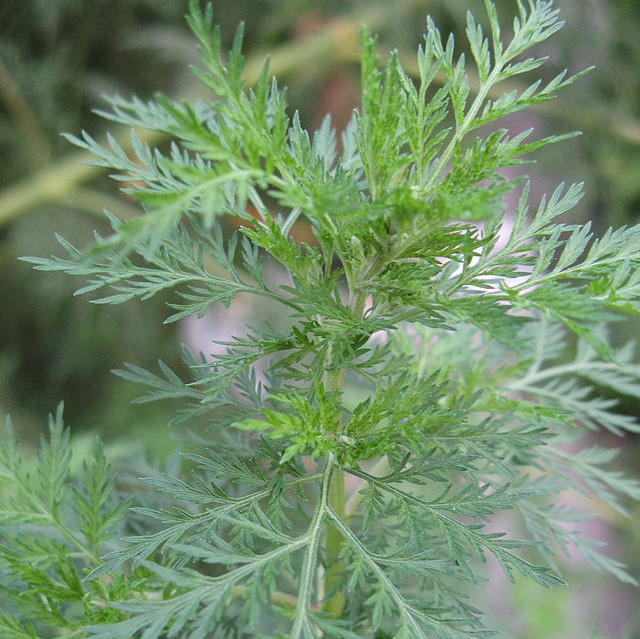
[
  {"left": 324, "top": 481, "right": 346, "bottom": 614},
  {"left": 322, "top": 367, "right": 347, "bottom": 619},
  {"left": 322, "top": 288, "right": 367, "bottom": 618}
]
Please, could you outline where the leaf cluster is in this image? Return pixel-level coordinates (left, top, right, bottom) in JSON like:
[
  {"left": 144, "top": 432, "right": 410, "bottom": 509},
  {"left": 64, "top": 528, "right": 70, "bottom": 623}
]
[{"left": 0, "top": 406, "right": 135, "bottom": 637}]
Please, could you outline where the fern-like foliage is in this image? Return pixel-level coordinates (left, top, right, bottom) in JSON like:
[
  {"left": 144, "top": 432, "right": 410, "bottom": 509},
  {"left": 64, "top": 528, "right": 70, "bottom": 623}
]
[
  {"left": 0, "top": 406, "right": 136, "bottom": 637},
  {"left": 11, "top": 0, "right": 640, "bottom": 637}
]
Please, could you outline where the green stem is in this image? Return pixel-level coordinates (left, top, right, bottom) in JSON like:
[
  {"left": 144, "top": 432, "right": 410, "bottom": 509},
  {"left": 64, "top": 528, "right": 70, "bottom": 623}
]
[
  {"left": 321, "top": 285, "right": 368, "bottom": 619},
  {"left": 323, "top": 460, "right": 346, "bottom": 617},
  {"left": 291, "top": 462, "right": 333, "bottom": 638},
  {"left": 322, "top": 365, "right": 347, "bottom": 617}
]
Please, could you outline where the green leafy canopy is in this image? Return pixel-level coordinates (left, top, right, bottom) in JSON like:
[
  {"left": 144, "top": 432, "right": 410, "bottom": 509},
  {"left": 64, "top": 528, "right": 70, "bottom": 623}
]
[{"left": 7, "top": 0, "right": 640, "bottom": 637}]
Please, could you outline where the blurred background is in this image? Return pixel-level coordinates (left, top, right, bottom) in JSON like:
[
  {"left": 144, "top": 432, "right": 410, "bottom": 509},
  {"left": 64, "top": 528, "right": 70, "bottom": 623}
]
[{"left": 1, "top": 0, "right": 639, "bottom": 636}]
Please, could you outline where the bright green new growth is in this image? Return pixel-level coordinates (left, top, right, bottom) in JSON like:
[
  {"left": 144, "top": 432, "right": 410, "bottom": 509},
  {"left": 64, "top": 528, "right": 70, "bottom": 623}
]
[{"left": 5, "top": 0, "right": 640, "bottom": 637}]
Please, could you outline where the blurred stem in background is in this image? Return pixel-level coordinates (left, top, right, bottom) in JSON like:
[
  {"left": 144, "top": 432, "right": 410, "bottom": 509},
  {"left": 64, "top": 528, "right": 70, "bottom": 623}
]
[{"left": 0, "top": 56, "right": 52, "bottom": 166}]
